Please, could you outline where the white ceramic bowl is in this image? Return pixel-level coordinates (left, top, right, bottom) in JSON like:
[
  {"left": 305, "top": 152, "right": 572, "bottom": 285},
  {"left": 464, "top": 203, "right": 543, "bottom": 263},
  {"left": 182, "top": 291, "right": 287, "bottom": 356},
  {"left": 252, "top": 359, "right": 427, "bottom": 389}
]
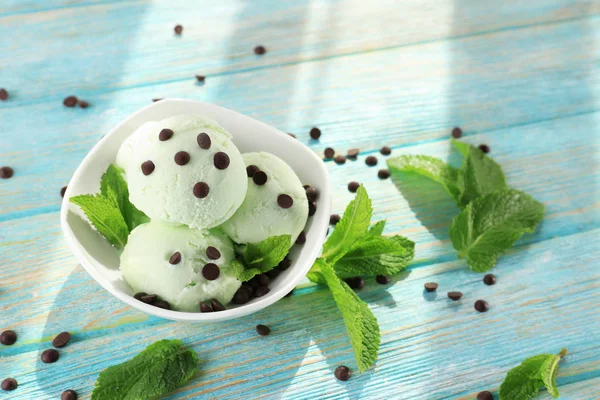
[{"left": 60, "top": 99, "right": 331, "bottom": 322}]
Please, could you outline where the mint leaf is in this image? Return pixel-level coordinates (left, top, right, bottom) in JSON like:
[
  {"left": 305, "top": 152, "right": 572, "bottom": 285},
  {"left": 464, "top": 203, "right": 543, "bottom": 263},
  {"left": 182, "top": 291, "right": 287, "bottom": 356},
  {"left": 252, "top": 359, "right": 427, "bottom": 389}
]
[
  {"left": 450, "top": 138, "right": 470, "bottom": 158},
  {"left": 243, "top": 235, "right": 290, "bottom": 269},
  {"left": 335, "top": 235, "right": 414, "bottom": 277},
  {"left": 386, "top": 155, "right": 462, "bottom": 206},
  {"left": 91, "top": 339, "right": 198, "bottom": 400},
  {"left": 499, "top": 349, "right": 566, "bottom": 400},
  {"left": 306, "top": 258, "right": 328, "bottom": 285},
  {"left": 320, "top": 261, "right": 379, "bottom": 372},
  {"left": 232, "top": 258, "right": 279, "bottom": 282},
  {"left": 322, "top": 185, "right": 372, "bottom": 262},
  {"left": 456, "top": 142, "right": 507, "bottom": 206},
  {"left": 367, "top": 220, "right": 386, "bottom": 237},
  {"left": 101, "top": 164, "right": 148, "bottom": 230},
  {"left": 70, "top": 194, "right": 130, "bottom": 248},
  {"left": 450, "top": 189, "right": 545, "bottom": 272}
]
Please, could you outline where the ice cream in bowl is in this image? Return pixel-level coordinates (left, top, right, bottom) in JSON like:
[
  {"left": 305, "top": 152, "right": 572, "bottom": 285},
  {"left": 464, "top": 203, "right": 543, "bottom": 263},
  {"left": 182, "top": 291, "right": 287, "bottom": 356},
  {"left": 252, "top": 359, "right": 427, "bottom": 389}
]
[{"left": 60, "top": 99, "right": 331, "bottom": 321}]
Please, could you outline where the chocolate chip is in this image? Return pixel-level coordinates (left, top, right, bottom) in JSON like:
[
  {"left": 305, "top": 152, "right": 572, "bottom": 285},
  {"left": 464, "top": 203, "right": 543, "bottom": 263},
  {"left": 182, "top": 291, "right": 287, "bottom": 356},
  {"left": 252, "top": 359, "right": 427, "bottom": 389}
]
[
  {"left": 193, "top": 182, "right": 210, "bottom": 198},
  {"left": 1, "top": 330, "right": 17, "bottom": 345},
  {"left": 246, "top": 164, "right": 260, "bottom": 177},
  {"left": 344, "top": 277, "right": 365, "bottom": 290},
  {"left": 483, "top": 274, "right": 496, "bottom": 286},
  {"left": 365, "top": 156, "right": 378, "bottom": 166},
  {"left": 233, "top": 288, "right": 250, "bottom": 304},
  {"left": 78, "top": 100, "right": 89, "bottom": 109},
  {"left": 140, "top": 294, "right": 157, "bottom": 304},
  {"left": 348, "top": 181, "right": 360, "bottom": 193},
  {"left": 195, "top": 75, "right": 205, "bottom": 83},
  {"left": 305, "top": 186, "right": 318, "bottom": 202},
  {"left": 335, "top": 365, "right": 351, "bottom": 381},
  {"left": 141, "top": 161, "right": 155, "bottom": 176},
  {"left": 154, "top": 300, "right": 171, "bottom": 310},
  {"left": 266, "top": 268, "right": 280, "bottom": 278},
  {"left": 159, "top": 128, "right": 173, "bottom": 141},
  {"left": 61, "top": 389, "right": 78, "bottom": 400},
  {"left": 253, "top": 171, "right": 268, "bottom": 185},
  {"left": 41, "top": 348, "right": 59, "bottom": 363},
  {"left": 169, "top": 251, "right": 182, "bottom": 265},
  {"left": 303, "top": 184, "right": 310, "bottom": 190},
  {"left": 380, "top": 146, "right": 391, "bottom": 155},
  {"left": 174, "top": 151, "right": 190, "bottom": 165},
  {"left": 277, "top": 194, "right": 293, "bottom": 209},
  {"left": 133, "top": 292, "right": 147, "bottom": 301},
  {"left": 63, "top": 96, "right": 77, "bottom": 107},
  {"left": 479, "top": 144, "right": 490, "bottom": 153},
  {"left": 448, "top": 291, "right": 463, "bottom": 301},
  {"left": 197, "top": 132, "right": 211, "bottom": 149},
  {"left": 285, "top": 289, "right": 294, "bottom": 297},
  {"left": 347, "top": 148, "right": 359, "bottom": 158},
  {"left": 334, "top": 155, "right": 347, "bottom": 165},
  {"left": 206, "top": 246, "right": 221, "bottom": 260},
  {"left": 202, "top": 263, "right": 220, "bottom": 280},
  {"left": 309, "top": 127, "right": 321, "bottom": 140},
  {"left": 211, "top": 299, "right": 226, "bottom": 311},
  {"left": 174, "top": 24, "right": 183, "bottom": 34},
  {"left": 376, "top": 275, "right": 391, "bottom": 284},
  {"left": 278, "top": 257, "right": 292, "bottom": 270},
  {"left": 52, "top": 332, "right": 71, "bottom": 348},
  {"left": 324, "top": 147, "right": 335, "bottom": 158},
  {"left": 258, "top": 274, "right": 270, "bottom": 287},
  {"left": 0, "top": 88, "right": 8, "bottom": 101},
  {"left": 199, "top": 301, "right": 213, "bottom": 312},
  {"left": 476, "top": 391, "right": 493, "bottom": 400},
  {"left": 60, "top": 186, "right": 67, "bottom": 198},
  {"left": 254, "top": 45, "right": 266, "bottom": 55},
  {"left": 308, "top": 201, "right": 317, "bottom": 216},
  {"left": 0, "top": 166, "right": 13, "bottom": 179},
  {"left": 424, "top": 282, "right": 438, "bottom": 292},
  {"left": 1, "top": 378, "right": 17, "bottom": 391},
  {"left": 330, "top": 214, "right": 340, "bottom": 225},
  {"left": 474, "top": 299, "right": 489, "bottom": 312},
  {"left": 452, "top": 127, "right": 462, "bottom": 139},
  {"left": 256, "top": 324, "right": 270, "bottom": 336},
  {"left": 254, "top": 286, "right": 270, "bottom": 297},
  {"left": 214, "top": 152, "right": 230, "bottom": 169},
  {"left": 295, "top": 231, "right": 306, "bottom": 245}
]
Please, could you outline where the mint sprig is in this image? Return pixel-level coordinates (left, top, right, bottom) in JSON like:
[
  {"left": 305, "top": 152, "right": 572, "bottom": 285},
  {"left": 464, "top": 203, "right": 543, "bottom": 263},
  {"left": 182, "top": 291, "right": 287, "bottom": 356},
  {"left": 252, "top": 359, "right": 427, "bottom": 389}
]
[
  {"left": 91, "top": 339, "right": 198, "bottom": 400},
  {"left": 232, "top": 235, "right": 290, "bottom": 281}
]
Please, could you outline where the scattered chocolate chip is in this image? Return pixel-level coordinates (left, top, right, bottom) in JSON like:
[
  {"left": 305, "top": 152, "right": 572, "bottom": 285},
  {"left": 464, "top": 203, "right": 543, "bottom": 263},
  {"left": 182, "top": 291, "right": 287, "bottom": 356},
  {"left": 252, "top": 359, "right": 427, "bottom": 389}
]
[
  {"left": 214, "top": 152, "right": 230, "bottom": 169},
  {"left": 308, "top": 201, "right": 317, "bottom": 216},
  {"left": 278, "top": 257, "right": 292, "bottom": 270},
  {"left": 211, "top": 299, "right": 226, "bottom": 311},
  {"left": 78, "top": 100, "right": 89, "bottom": 109},
  {"left": 174, "top": 24, "right": 183, "bottom": 34},
  {"left": 285, "top": 289, "right": 294, "bottom": 297},
  {"left": 199, "top": 301, "right": 213, "bottom": 312},
  {"left": 452, "top": 127, "right": 463, "bottom": 139},
  {"left": 193, "top": 182, "right": 210, "bottom": 198},
  {"left": 140, "top": 294, "right": 158, "bottom": 304},
  {"left": 169, "top": 251, "right": 182, "bottom": 265},
  {"left": 61, "top": 389, "right": 78, "bottom": 400},
  {"left": 277, "top": 194, "right": 293, "bottom": 209},
  {"left": 197, "top": 132, "right": 211, "bottom": 149},
  {"left": 254, "top": 286, "right": 270, "bottom": 297},
  {"left": 254, "top": 45, "right": 266, "bottom": 55},
  {"left": 483, "top": 274, "right": 496, "bottom": 286},
  {"left": 152, "top": 98, "right": 163, "bottom": 102},
  {"left": 159, "top": 128, "right": 174, "bottom": 141},
  {"left": 0, "top": 88, "right": 8, "bottom": 101},
  {"left": 324, "top": 147, "right": 335, "bottom": 158},
  {"left": 202, "top": 263, "right": 220, "bottom": 281},
  {"left": 479, "top": 144, "right": 490, "bottom": 153},
  {"left": 253, "top": 171, "right": 268, "bottom": 185},
  {"left": 288, "top": 133, "right": 296, "bottom": 139},
  {"left": 256, "top": 324, "right": 270, "bottom": 336},
  {"left": 296, "top": 231, "right": 306, "bottom": 245},
  {"left": 63, "top": 96, "right": 77, "bottom": 107},
  {"left": 476, "top": 391, "right": 493, "bottom": 400},
  {"left": 334, "top": 155, "right": 347, "bottom": 165},
  {"left": 303, "top": 184, "right": 310, "bottom": 190},
  {"left": 0, "top": 166, "right": 14, "bottom": 179},
  {"left": 365, "top": 156, "right": 378, "bottom": 166},
  {"left": 195, "top": 75, "right": 205, "bottom": 83},
  {"left": 378, "top": 169, "right": 390, "bottom": 179},
  {"left": 376, "top": 275, "right": 391, "bottom": 284},
  {"left": 41, "top": 348, "right": 59, "bottom": 363},
  {"left": 474, "top": 299, "right": 489, "bottom": 312},
  {"left": 424, "top": 282, "right": 438, "bottom": 292},
  {"left": 233, "top": 289, "right": 249, "bottom": 305},
  {"left": 309, "top": 127, "right": 321, "bottom": 140},
  {"left": 1, "top": 378, "right": 17, "bottom": 391},
  {"left": 141, "top": 161, "right": 155, "bottom": 176},
  {"left": 133, "top": 292, "right": 147, "bottom": 301},
  {"left": 206, "top": 246, "right": 221, "bottom": 260},
  {"left": 347, "top": 148, "right": 359, "bottom": 158},
  {"left": 344, "top": 277, "right": 365, "bottom": 290},
  {"left": 174, "top": 151, "right": 190, "bottom": 165},
  {"left": 60, "top": 186, "right": 67, "bottom": 198},
  {"left": 246, "top": 165, "right": 260, "bottom": 177},
  {"left": 380, "top": 146, "right": 391, "bottom": 155},
  {"left": 335, "top": 365, "right": 351, "bottom": 381},
  {"left": 258, "top": 274, "right": 269, "bottom": 287},
  {"left": 154, "top": 300, "right": 171, "bottom": 310},
  {"left": 52, "top": 332, "right": 71, "bottom": 348},
  {"left": 266, "top": 268, "right": 280, "bottom": 278},
  {"left": 305, "top": 186, "right": 318, "bottom": 202},
  {"left": 1, "top": 330, "right": 17, "bottom": 345},
  {"left": 348, "top": 181, "right": 360, "bottom": 193},
  {"left": 448, "top": 291, "right": 463, "bottom": 301}
]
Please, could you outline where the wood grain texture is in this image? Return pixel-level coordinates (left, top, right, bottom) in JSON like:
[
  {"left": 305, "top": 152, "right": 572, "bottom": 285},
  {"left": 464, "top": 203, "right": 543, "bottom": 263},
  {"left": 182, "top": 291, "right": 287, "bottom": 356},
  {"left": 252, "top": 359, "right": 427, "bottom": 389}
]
[{"left": 1, "top": 0, "right": 599, "bottom": 399}]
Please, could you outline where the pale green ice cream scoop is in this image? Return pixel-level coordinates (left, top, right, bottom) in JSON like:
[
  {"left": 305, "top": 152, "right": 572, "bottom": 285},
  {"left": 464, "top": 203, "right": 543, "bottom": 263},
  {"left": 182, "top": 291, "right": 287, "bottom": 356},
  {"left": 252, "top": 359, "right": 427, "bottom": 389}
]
[
  {"left": 116, "top": 115, "right": 248, "bottom": 229},
  {"left": 120, "top": 221, "right": 242, "bottom": 311},
  {"left": 220, "top": 152, "right": 309, "bottom": 245}
]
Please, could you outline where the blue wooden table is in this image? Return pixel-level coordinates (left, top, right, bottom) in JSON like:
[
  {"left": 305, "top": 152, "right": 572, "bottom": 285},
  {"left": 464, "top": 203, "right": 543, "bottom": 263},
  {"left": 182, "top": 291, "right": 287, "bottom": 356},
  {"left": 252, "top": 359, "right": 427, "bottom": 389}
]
[{"left": 1, "top": 1, "right": 598, "bottom": 399}]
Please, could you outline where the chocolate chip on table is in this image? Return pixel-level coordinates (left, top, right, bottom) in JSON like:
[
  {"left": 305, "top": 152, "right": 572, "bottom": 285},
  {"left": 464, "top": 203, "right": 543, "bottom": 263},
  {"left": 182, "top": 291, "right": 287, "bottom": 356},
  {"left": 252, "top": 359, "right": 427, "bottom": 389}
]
[
  {"left": 295, "top": 231, "right": 306, "bottom": 245},
  {"left": 376, "top": 275, "right": 391, "bottom": 284},
  {"left": 476, "top": 390, "right": 493, "bottom": 400},
  {"left": 159, "top": 128, "right": 174, "bottom": 141},
  {"left": 424, "top": 282, "right": 438, "bottom": 292},
  {"left": 347, "top": 148, "right": 359, "bottom": 158},
  {"left": 52, "top": 332, "right": 71, "bottom": 348},
  {"left": 330, "top": 214, "right": 340, "bottom": 225},
  {"left": 348, "top": 181, "right": 360, "bottom": 193},
  {"left": 256, "top": 324, "right": 271, "bottom": 336},
  {"left": 365, "top": 156, "right": 378, "bottom": 166},
  {"left": 451, "top": 127, "right": 463, "bottom": 139},
  {"left": 174, "top": 151, "right": 190, "bottom": 165},
  {"left": 344, "top": 277, "right": 365, "bottom": 290},
  {"left": 63, "top": 96, "right": 77, "bottom": 107},
  {"left": 195, "top": 75, "right": 206, "bottom": 83},
  {"left": 1, "top": 378, "right": 17, "bottom": 391},
  {"left": 193, "top": 182, "right": 210, "bottom": 198},
  {"left": 233, "top": 288, "right": 250, "bottom": 304},
  {"left": 479, "top": 144, "right": 490, "bottom": 153},
  {"left": 334, "top": 365, "right": 351, "bottom": 381},
  {"left": 174, "top": 24, "right": 183, "bottom": 34},
  {"left": 380, "top": 146, "right": 391, "bottom": 155},
  {"left": 254, "top": 45, "right": 266, "bottom": 55},
  {"left": 285, "top": 289, "right": 294, "bottom": 297},
  {"left": 324, "top": 147, "right": 335, "bottom": 158},
  {"left": 61, "top": 389, "right": 78, "bottom": 400},
  {"left": 202, "top": 263, "right": 220, "bottom": 281},
  {"left": 309, "top": 127, "right": 321, "bottom": 140},
  {"left": 206, "top": 246, "right": 221, "bottom": 260},
  {"left": 483, "top": 274, "right": 496, "bottom": 286},
  {"left": 197, "top": 132, "right": 211, "bottom": 149},
  {"left": 378, "top": 169, "right": 390, "bottom": 179},
  {"left": 305, "top": 186, "right": 318, "bottom": 202},
  {"left": 246, "top": 164, "right": 260, "bottom": 177},
  {"left": 474, "top": 299, "right": 489, "bottom": 312},
  {"left": 1, "top": 330, "right": 17, "bottom": 345},
  {"left": 0, "top": 166, "right": 14, "bottom": 179},
  {"left": 133, "top": 292, "right": 147, "bottom": 301},
  {"left": 254, "top": 286, "right": 270, "bottom": 297},
  {"left": 140, "top": 294, "right": 158, "bottom": 304},
  {"left": 308, "top": 201, "right": 317, "bottom": 216},
  {"left": 211, "top": 299, "right": 226, "bottom": 311},
  {"left": 169, "top": 251, "right": 182, "bottom": 265},
  {"left": 213, "top": 152, "right": 230, "bottom": 169},
  {"left": 0, "top": 88, "right": 8, "bottom": 101},
  {"left": 60, "top": 186, "right": 68, "bottom": 198},
  {"left": 334, "top": 155, "right": 346, "bottom": 165},
  {"left": 41, "top": 348, "right": 59, "bottom": 363},
  {"left": 277, "top": 194, "right": 294, "bottom": 209},
  {"left": 253, "top": 171, "right": 268, "bottom": 185},
  {"left": 199, "top": 301, "right": 213, "bottom": 312},
  {"left": 141, "top": 161, "right": 155, "bottom": 176},
  {"left": 78, "top": 100, "right": 89, "bottom": 109},
  {"left": 448, "top": 291, "right": 463, "bottom": 301},
  {"left": 278, "top": 257, "right": 292, "bottom": 270},
  {"left": 154, "top": 300, "right": 171, "bottom": 310}
]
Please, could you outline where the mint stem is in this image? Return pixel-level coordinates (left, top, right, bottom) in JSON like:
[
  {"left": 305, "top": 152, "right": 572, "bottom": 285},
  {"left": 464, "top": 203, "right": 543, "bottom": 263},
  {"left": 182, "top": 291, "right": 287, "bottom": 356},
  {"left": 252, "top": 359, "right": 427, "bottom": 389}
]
[{"left": 559, "top": 348, "right": 568, "bottom": 358}]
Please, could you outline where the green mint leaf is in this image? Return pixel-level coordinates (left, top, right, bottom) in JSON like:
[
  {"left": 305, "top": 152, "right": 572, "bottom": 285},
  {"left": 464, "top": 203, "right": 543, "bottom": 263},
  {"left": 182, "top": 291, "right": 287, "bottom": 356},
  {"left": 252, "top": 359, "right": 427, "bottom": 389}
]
[
  {"left": 186, "top": 282, "right": 197, "bottom": 287},
  {"left": 91, "top": 339, "right": 198, "bottom": 400},
  {"left": 322, "top": 185, "right": 372, "bottom": 262},
  {"left": 243, "top": 235, "right": 291, "bottom": 269},
  {"left": 367, "top": 220, "right": 386, "bottom": 237},
  {"left": 70, "top": 194, "right": 130, "bottom": 248},
  {"left": 386, "top": 155, "right": 462, "bottom": 206},
  {"left": 101, "top": 164, "right": 148, "bottom": 230},
  {"left": 499, "top": 349, "right": 566, "bottom": 400},
  {"left": 334, "top": 235, "right": 414, "bottom": 277},
  {"left": 232, "top": 258, "right": 280, "bottom": 282},
  {"left": 321, "top": 261, "right": 379, "bottom": 372},
  {"left": 450, "top": 189, "right": 545, "bottom": 272},
  {"left": 456, "top": 142, "right": 507, "bottom": 206},
  {"left": 450, "top": 138, "right": 470, "bottom": 158},
  {"left": 306, "top": 258, "right": 328, "bottom": 285}
]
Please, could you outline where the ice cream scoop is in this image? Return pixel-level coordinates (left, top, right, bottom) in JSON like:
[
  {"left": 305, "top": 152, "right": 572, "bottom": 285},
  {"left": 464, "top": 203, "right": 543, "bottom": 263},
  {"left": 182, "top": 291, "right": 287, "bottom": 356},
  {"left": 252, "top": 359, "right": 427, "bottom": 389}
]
[{"left": 116, "top": 115, "right": 247, "bottom": 229}]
